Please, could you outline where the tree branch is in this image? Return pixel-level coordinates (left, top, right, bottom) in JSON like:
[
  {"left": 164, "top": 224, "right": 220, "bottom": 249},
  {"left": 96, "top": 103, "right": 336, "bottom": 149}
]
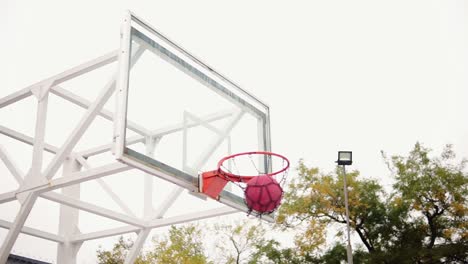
[
  {"left": 229, "top": 235, "right": 241, "bottom": 264},
  {"left": 321, "top": 213, "right": 346, "bottom": 224},
  {"left": 355, "top": 226, "right": 375, "bottom": 252}
]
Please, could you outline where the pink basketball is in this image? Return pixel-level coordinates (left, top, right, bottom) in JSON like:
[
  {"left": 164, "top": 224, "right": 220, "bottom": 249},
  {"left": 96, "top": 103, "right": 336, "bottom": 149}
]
[{"left": 244, "top": 175, "right": 283, "bottom": 213}]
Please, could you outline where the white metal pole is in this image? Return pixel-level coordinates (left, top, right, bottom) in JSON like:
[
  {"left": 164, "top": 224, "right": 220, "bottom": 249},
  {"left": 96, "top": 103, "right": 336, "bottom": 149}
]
[
  {"left": 342, "top": 165, "right": 353, "bottom": 264},
  {"left": 144, "top": 136, "right": 158, "bottom": 218},
  {"left": 57, "top": 157, "right": 82, "bottom": 264}
]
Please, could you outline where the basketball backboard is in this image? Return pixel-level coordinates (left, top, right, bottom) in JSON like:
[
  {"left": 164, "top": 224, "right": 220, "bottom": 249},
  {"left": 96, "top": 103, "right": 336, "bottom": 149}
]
[{"left": 113, "top": 11, "right": 272, "bottom": 216}]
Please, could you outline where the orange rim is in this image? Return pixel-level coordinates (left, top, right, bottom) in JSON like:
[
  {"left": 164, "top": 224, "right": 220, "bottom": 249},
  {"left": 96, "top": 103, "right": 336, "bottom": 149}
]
[{"left": 217, "top": 151, "right": 289, "bottom": 179}]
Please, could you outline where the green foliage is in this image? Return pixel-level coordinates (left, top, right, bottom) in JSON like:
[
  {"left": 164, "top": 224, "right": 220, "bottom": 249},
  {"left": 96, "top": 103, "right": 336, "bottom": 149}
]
[
  {"left": 96, "top": 225, "right": 208, "bottom": 264},
  {"left": 384, "top": 143, "right": 468, "bottom": 262},
  {"left": 251, "top": 239, "right": 309, "bottom": 264},
  {"left": 148, "top": 225, "right": 209, "bottom": 264},
  {"left": 319, "top": 243, "right": 346, "bottom": 264},
  {"left": 277, "top": 143, "right": 468, "bottom": 263},
  {"left": 96, "top": 236, "right": 148, "bottom": 264}
]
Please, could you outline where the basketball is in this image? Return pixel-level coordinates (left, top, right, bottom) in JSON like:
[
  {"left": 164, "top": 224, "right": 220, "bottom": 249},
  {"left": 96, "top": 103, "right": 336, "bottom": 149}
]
[{"left": 244, "top": 175, "right": 283, "bottom": 213}]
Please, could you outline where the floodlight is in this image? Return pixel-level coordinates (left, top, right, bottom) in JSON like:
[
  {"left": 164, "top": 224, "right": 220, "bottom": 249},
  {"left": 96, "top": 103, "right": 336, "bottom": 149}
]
[{"left": 337, "top": 151, "right": 352, "bottom": 166}]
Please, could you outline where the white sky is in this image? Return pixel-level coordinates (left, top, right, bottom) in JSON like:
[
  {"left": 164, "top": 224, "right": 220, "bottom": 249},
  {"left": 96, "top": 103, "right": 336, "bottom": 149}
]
[{"left": 1, "top": 0, "right": 467, "bottom": 262}]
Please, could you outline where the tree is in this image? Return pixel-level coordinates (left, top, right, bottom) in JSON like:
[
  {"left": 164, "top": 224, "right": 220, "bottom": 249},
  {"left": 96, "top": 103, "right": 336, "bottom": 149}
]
[
  {"left": 385, "top": 143, "right": 468, "bottom": 262},
  {"left": 277, "top": 143, "right": 468, "bottom": 263},
  {"left": 96, "top": 224, "right": 209, "bottom": 264},
  {"left": 212, "top": 220, "right": 269, "bottom": 264},
  {"left": 148, "top": 225, "right": 209, "bottom": 264},
  {"left": 96, "top": 236, "right": 148, "bottom": 264},
  {"left": 250, "top": 239, "right": 306, "bottom": 264},
  {"left": 277, "top": 160, "right": 390, "bottom": 260},
  {"left": 97, "top": 221, "right": 282, "bottom": 264}
]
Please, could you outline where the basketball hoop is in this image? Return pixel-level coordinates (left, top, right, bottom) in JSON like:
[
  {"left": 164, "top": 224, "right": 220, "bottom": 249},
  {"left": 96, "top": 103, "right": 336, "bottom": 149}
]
[{"left": 200, "top": 151, "right": 290, "bottom": 214}]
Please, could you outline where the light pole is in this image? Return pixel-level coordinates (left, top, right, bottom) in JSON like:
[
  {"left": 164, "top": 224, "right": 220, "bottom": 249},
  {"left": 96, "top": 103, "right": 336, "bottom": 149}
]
[{"left": 337, "top": 151, "right": 353, "bottom": 264}]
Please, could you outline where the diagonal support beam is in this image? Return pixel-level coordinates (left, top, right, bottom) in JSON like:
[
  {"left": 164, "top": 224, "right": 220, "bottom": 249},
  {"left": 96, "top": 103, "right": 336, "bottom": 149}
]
[
  {"left": 193, "top": 110, "right": 245, "bottom": 170},
  {"left": 0, "top": 145, "right": 24, "bottom": 184},
  {"left": 42, "top": 51, "right": 118, "bottom": 89},
  {"left": 0, "top": 51, "right": 117, "bottom": 109},
  {"left": 16, "top": 162, "right": 131, "bottom": 196},
  {"left": 184, "top": 111, "right": 223, "bottom": 135},
  {"left": 150, "top": 186, "right": 184, "bottom": 220},
  {"left": 75, "top": 156, "right": 136, "bottom": 217},
  {"left": 78, "top": 109, "right": 235, "bottom": 158},
  {"left": 0, "top": 125, "right": 59, "bottom": 154},
  {"left": 95, "top": 179, "right": 137, "bottom": 217},
  {"left": 148, "top": 109, "right": 236, "bottom": 138},
  {"left": 51, "top": 86, "right": 150, "bottom": 136},
  {"left": 70, "top": 206, "right": 238, "bottom": 243},
  {"left": 124, "top": 228, "right": 151, "bottom": 264},
  {"left": 0, "top": 192, "right": 38, "bottom": 263},
  {"left": 41, "top": 192, "right": 146, "bottom": 228},
  {"left": 47, "top": 51, "right": 118, "bottom": 87},
  {"left": 42, "top": 79, "right": 115, "bottom": 180},
  {"left": 0, "top": 87, "right": 33, "bottom": 109},
  {"left": 70, "top": 225, "right": 140, "bottom": 243},
  {"left": 0, "top": 219, "right": 65, "bottom": 243},
  {"left": 78, "top": 135, "right": 144, "bottom": 158},
  {"left": 148, "top": 206, "right": 238, "bottom": 229},
  {"left": 0, "top": 191, "right": 17, "bottom": 203}
]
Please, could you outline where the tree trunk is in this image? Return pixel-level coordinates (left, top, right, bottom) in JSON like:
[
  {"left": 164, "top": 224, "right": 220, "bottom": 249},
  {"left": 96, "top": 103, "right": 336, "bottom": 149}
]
[
  {"left": 355, "top": 227, "right": 374, "bottom": 252},
  {"left": 426, "top": 214, "right": 437, "bottom": 249}
]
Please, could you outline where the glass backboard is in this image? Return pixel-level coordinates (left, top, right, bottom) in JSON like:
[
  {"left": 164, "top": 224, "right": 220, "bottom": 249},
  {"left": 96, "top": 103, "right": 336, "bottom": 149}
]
[{"left": 114, "top": 11, "right": 272, "bottom": 215}]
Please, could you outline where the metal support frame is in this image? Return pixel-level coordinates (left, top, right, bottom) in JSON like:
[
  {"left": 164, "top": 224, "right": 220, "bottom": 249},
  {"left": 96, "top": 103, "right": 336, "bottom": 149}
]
[{"left": 0, "top": 48, "right": 241, "bottom": 263}]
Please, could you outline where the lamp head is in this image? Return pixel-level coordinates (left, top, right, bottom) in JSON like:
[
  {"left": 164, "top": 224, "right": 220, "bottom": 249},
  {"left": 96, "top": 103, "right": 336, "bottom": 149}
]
[{"left": 337, "top": 151, "right": 352, "bottom": 166}]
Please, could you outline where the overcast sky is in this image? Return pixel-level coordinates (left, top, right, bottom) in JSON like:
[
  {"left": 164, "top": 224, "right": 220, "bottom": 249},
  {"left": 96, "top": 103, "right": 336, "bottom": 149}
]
[{"left": 2, "top": 0, "right": 467, "bottom": 262}]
